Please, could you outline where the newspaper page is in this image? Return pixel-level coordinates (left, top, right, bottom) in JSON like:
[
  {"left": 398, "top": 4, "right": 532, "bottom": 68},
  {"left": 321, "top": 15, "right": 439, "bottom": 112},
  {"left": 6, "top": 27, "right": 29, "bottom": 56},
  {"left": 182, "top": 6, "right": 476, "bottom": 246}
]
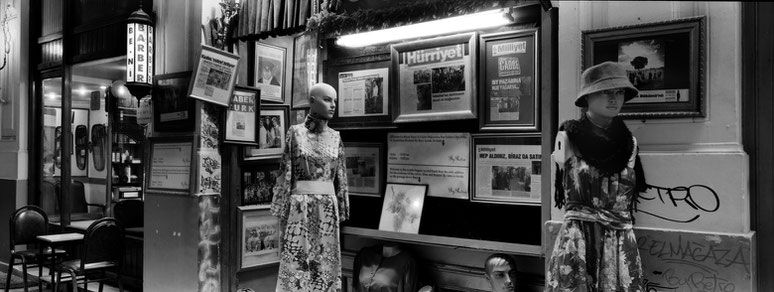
[
  {"left": 344, "top": 145, "right": 380, "bottom": 196},
  {"left": 338, "top": 68, "right": 389, "bottom": 117},
  {"left": 397, "top": 44, "right": 472, "bottom": 115},
  {"left": 191, "top": 46, "right": 239, "bottom": 106},
  {"left": 475, "top": 144, "right": 541, "bottom": 203},
  {"left": 226, "top": 90, "right": 257, "bottom": 142}
]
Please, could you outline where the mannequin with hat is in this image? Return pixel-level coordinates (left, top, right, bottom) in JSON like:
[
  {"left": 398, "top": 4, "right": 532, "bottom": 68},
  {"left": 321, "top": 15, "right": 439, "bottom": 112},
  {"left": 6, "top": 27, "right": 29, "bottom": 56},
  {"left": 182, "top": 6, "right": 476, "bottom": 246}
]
[{"left": 546, "top": 61, "right": 648, "bottom": 291}]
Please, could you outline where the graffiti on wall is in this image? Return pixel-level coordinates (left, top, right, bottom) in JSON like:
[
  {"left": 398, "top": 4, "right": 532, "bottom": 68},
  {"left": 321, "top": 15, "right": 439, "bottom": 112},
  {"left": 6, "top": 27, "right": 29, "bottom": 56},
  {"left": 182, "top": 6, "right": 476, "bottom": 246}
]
[{"left": 636, "top": 184, "right": 720, "bottom": 223}]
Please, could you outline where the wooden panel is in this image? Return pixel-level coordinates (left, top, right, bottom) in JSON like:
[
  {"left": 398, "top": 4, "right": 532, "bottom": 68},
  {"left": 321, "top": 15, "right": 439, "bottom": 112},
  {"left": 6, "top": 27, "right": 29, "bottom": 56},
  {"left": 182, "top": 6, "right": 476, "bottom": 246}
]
[
  {"left": 70, "top": 23, "right": 126, "bottom": 63},
  {"left": 39, "top": 39, "right": 63, "bottom": 69},
  {"left": 41, "top": 0, "right": 63, "bottom": 37}
]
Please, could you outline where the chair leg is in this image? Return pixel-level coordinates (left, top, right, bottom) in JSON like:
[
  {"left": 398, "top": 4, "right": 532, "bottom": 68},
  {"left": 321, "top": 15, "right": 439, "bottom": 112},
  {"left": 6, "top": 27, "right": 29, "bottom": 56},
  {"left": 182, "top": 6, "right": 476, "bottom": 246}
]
[
  {"left": 20, "top": 257, "right": 28, "bottom": 292},
  {"left": 116, "top": 269, "right": 124, "bottom": 292},
  {"left": 52, "top": 269, "right": 58, "bottom": 292},
  {"left": 98, "top": 270, "right": 105, "bottom": 292},
  {"left": 4, "top": 255, "right": 14, "bottom": 292},
  {"left": 66, "top": 270, "right": 77, "bottom": 292},
  {"left": 37, "top": 256, "right": 43, "bottom": 292}
]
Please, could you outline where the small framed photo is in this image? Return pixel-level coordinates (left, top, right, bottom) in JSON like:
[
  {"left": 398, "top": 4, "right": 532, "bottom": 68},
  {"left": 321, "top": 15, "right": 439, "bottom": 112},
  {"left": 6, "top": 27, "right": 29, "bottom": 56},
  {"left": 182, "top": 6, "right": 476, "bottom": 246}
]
[
  {"left": 324, "top": 54, "right": 395, "bottom": 129},
  {"left": 582, "top": 16, "right": 705, "bottom": 118},
  {"left": 378, "top": 183, "right": 428, "bottom": 234},
  {"left": 344, "top": 142, "right": 384, "bottom": 197},
  {"left": 471, "top": 134, "right": 542, "bottom": 205},
  {"left": 290, "top": 108, "right": 309, "bottom": 125},
  {"left": 241, "top": 162, "right": 282, "bottom": 205},
  {"left": 153, "top": 71, "right": 196, "bottom": 133},
  {"left": 479, "top": 29, "right": 540, "bottom": 132},
  {"left": 146, "top": 136, "right": 197, "bottom": 195},
  {"left": 243, "top": 104, "right": 290, "bottom": 161},
  {"left": 291, "top": 31, "right": 319, "bottom": 109},
  {"left": 254, "top": 43, "right": 286, "bottom": 103},
  {"left": 238, "top": 205, "right": 280, "bottom": 270},
  {"left": 224, "top": 85, "right": 261, "bottom": 145},
  {"left": 189, "top": 44, "right": 241, "bottom": 107},
  {"left": 391, "top": 32, "right": 477, "bottom": 123}
]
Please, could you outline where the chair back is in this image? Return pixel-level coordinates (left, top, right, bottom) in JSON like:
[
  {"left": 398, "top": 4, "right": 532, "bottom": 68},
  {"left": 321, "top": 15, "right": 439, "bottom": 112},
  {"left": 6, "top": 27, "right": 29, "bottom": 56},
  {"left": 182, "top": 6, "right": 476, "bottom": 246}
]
[
  {"left": 82, "top": 217, "right": 124, "bottom": 268},
  {"left": 68, "top": 180, "right": 88, "bottom": 213},
  {"left": 113, "top": 200, "right": 143, "bottom": 228},
  {"left": 9, "top": 205, "right": 49, "bottom": 247},
  {"left": 40, "top": 180, "right": 59, "bottom": 215}
]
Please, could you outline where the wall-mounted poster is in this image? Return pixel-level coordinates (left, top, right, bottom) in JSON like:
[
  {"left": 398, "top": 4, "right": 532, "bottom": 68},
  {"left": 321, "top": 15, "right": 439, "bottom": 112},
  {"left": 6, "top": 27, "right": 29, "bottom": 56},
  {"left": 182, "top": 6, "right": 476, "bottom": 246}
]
[
  {"left": 189, "top": 45, "right": 240, "bottom": 107},
  {"left": 387, "top": 132, "right": 470, "bottom": 199},
  {"left": 147, "top": 137, "right": 195, "bottom": 194},
  {"left": 239, "top": 205, "right": 280, "bottom": 270},
  {"left": 242, "top": 162, "right": 282, "bottom": 205},
  {"left": 471, "top": 134, "right": 542, "bottom": 205},
  {"left": 391, "top": 32, "right": 477, "bottom": 123},
  {"left": 254, "top": 43, "right": 286, "bottom": 103},
  {"left": 225, "top": 86, "right": 260, "bottom": 145},
  {"left": 479, "top": 29, "right": 539, "bottom": 132},
  {"left": 291, "top": 32, "right": 318, "bottom": 108},
  {"left": 378, "top": 183, "right": 428, "bottom": 234},
  {"left": 338, "top": 68, "right": 389, "bottom": 118},
  {"left": 243, "top": 105, "right": 289, "bottom": 161},
  {"left": 344, "top": 142, "right": 384, "bottom": 197}
]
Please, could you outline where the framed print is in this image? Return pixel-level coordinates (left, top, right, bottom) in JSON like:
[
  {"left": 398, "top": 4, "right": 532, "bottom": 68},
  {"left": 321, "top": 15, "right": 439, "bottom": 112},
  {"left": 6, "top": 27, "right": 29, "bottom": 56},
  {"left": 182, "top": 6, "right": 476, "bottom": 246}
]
[
  {"left": 391, "top": 32, "right": 477, "bottom": 123},
  {"left": 479, "top": 29, "right": 539, "bottom": 131},
  {"left": 582, "top": 16, "right": 705, "bottom": 118},
  {"left": 241, "top": 162, "right": 282, "bottom": 205},
  {"left": 378, "top": 183, "right": 428, "bottom": 234},
  {"left": 290, "top": 108, "right": 309, "bottom": 125},
  {"left": 243, "top": 104, "right": 290, "bottom": 161},
  {"left": 189, "top": 44, "right": 241, "bottom": 107},
  {"left": 471, "top": 134, "right": 542, "bottom": 205},
  {"left": 224, "top": 85, "right": 260, "bottom": 145},
  {"left": 146, "top": 136, "right": 197, "bottom": 195},
  {"left": 153, "top": 71, "right": 196, "bottom": 132},
  {"left": 291, "top": 31, "right": 319, "bottom": 109},
  {"left": 344, "top": 142, "right": 384, "bottom": 197},
  {"left": 254, "top": 43, "right": 286, "bottom": 103},
  {"left": 238, "top": 205, "right": 280, "bottom": 270},
  {"left": 324, "top": 54, "right": 396, "bottom": 129}
]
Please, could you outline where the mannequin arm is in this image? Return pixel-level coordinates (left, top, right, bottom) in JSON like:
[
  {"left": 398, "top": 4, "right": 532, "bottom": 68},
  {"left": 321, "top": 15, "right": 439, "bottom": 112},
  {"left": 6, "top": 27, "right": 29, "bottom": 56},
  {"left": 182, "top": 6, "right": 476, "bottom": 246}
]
[{"left": 552, "top": 131, "right": 574, "bottom": 170}]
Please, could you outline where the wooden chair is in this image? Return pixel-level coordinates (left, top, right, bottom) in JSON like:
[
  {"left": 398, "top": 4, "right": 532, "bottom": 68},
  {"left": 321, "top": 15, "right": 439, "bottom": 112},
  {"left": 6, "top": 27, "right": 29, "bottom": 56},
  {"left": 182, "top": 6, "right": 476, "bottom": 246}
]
[
  {"left": 113, "top": 200, "right": 143, "bottom": 238},
  {"left": 53, "top": 217, "right": 125, "bottom": 292},
  {"left": 5, "top": 205, "right": 67, "bottom": 292}
]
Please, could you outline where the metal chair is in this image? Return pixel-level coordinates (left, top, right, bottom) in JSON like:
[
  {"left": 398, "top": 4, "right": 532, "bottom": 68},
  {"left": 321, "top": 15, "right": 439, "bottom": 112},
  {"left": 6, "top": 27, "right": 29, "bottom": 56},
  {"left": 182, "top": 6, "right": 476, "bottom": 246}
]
[
  {"left": 5, "top": 205, "right": 67, "bottom": 292},
  {"left": 53, "top": 217, "right": 125, "bottom": 292}
]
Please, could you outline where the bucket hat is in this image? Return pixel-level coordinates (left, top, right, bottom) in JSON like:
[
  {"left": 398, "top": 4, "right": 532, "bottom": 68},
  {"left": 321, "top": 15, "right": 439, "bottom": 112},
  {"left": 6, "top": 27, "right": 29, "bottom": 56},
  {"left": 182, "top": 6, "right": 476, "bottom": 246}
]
[{"left": 575, "top": 61, "right": 639, "bottom": 107}]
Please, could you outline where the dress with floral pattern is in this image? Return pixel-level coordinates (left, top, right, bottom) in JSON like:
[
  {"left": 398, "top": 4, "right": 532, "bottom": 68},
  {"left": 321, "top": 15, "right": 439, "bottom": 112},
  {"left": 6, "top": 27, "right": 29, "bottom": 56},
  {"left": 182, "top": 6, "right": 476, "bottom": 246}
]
[
  {"left": 546, "top": 138, "right": 643, "bottom": 291},
  {"left": 271, "top": 117, "right": 349, "bottom": 292}
]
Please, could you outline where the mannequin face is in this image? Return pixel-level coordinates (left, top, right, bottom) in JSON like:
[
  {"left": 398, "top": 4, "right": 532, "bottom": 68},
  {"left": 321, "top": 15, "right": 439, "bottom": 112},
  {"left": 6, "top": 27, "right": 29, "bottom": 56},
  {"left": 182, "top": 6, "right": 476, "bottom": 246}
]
[
  {"left": 486, "top": 258, "right": 516, "bottom": 292},
  {"left": 309, "top": 83, "right": 337, "bottom": 120},
  {"left": 585, "top": 88, "right": 625, "bottom": 120}
]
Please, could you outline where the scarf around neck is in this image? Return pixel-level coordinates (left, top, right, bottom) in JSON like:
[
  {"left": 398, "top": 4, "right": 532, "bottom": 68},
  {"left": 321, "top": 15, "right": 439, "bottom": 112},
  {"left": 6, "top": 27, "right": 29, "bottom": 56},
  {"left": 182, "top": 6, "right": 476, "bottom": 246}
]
[
  {"left": 304, "top": 114, "right": 329, "bottom": 134},
  {"left": 562, "top": 113, "right": 634, "bottom": 176}
]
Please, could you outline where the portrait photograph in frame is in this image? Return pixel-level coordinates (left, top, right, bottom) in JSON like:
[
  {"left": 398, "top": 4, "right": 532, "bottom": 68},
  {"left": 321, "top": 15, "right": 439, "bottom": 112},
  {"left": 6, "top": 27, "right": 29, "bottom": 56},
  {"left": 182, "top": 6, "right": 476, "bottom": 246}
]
[
  {"left": 344, "top": 142, "right": 384, "bottom": 197},
  {"left": 479, "top": 29, "right": 540, "bottom": 132},
  {"left": 243, "top": 104, "right": 289, "bottom": 161},
  {"left": 378, "top": 183, "right": 428, "bottom": 234},
  {"left": 238, "top": 205, "right": 280, "bottom": 270},
  {"left": 582, "top": 16, "right": 705, "bottom": 118},
  {"left": 224, "top": 85, "right": 260, "bottom": 145},
  {"left": 241, "top": 162, "right": 282, "bottom": 205},
  {"left": 471, "top": 134, "right": 542, "bottom": 205},
  {"left": 324, "top": 54, "right": 395, "bottom": 129},
  {"left": 254, "top": 42, "right": 286, "bottom": 103},
  {"left": 189, "top": 44, "right": 241, "bottom": 107},
  {"left": 153, "top": 71, "right": 196, "bottom": 133},
  {"left": 390, "top": 32, "right": 477, "bottom": 123},
  {"left": 291, "top": 31, "right": 319, "bottom": 109}
]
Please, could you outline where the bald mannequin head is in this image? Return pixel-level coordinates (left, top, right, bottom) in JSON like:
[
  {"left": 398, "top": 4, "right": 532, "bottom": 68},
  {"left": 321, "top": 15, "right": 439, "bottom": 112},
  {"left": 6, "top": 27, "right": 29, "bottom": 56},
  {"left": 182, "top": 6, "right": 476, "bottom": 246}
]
[
  {"left": 484, "top": 253, "right": 517, "bottom": 292},
  {"left": 309, "top": 83, "right": 338, "bottom": 120}
]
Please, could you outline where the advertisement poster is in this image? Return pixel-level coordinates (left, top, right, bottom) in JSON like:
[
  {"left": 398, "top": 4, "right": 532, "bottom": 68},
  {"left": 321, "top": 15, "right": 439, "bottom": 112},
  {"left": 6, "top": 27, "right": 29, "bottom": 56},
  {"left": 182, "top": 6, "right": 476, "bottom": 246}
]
[
  {"left": 474, "top": 144, "right": 541, "bottom": 204},
  {"left": 338, "top": 68, "right": 389, "bottom": 117},
  {"left": 190, "top": 45, "right": 240, "bottom": 106},
  {"left": 397, "top": 43, "right": 472, "bottom": 116},
  {"left": 485, "top": 34, "right": 535, "bottom": 123},
  {"left": 226, "top": 88, "right": 258, "bottom": 144},
  {"left": 150, "top": 142, "right": 192, "bottom": 191},
  {"left": 387, "top": 133, "right": 470, "bottom": 199},
  {"left": 617, "top": 39, "right": 689, "bottom": 104},
  {"left": 255, "top": 43, "right": 285, "bottom": 103}
]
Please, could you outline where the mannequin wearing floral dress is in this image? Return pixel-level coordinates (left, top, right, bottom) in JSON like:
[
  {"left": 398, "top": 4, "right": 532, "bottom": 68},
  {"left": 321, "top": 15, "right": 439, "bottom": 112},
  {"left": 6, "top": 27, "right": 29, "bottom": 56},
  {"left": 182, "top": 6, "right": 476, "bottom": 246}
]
[{"left": 271, "top": 83, "right": 349, "bottom": 292}]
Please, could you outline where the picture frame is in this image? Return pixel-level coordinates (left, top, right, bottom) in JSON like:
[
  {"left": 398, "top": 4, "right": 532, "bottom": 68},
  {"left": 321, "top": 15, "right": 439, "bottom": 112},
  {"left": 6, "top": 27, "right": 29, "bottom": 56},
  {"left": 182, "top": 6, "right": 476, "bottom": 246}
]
[
  {"left": 224, "top": 85, "right": 261, "bottom": 145},
  {"left": 324, "top": 54, "right": 395, "bottom": 129},
  {"left": 241, "top": 162, "right": 282, "bottom": 205},
  {"left": 582, "top": 16, "right": 705, "bottom": 119},
  {"left": 243, "top": 104, "right": 290, "bottom": 161},
  {"left": 479, "top": 29, "right": 540, "bottom": 131},
  {"left": 390, "top": 32, "right": 477, "bottom": 123},
  {"left": 238, "top": 205, "right": 280, "bottom": 270},
  {"left": 378, "top": 183, "right": 428, "bottom": 234},
  {"left": 291, "top": 31, "right": 319, "bottom": 109},
  {"left": 253, "top": 42, "right": 286, "bottom": 103},
  {"left": 189, "top": 44, "right": 241, "bottom": 107},
  {"left": 470, "top": 134, "right": 542, "bottom": 205},
  {"left": 344, "top": 142, "right": 384, "bottom": 197},
  {"left": 153, "top": 71, "right": 196, "bottom": 133},
  {"left": 145, "top": 136, "right": 197, "bottom": 195}
]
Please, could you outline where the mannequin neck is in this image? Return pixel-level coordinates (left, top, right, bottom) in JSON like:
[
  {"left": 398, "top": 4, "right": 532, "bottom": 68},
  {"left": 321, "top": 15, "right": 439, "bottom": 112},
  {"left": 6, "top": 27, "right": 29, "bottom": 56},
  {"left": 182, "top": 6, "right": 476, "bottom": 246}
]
[{"left": 382, "top": 243, "right": 402, "bottom": 258}]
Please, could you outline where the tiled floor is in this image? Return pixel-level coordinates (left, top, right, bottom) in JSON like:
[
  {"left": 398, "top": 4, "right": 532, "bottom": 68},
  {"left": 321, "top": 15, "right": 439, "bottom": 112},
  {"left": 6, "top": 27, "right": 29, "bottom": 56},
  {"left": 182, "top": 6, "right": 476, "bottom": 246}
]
[{"left": 5, "top": 265, "right": 130, "bottom": 292}]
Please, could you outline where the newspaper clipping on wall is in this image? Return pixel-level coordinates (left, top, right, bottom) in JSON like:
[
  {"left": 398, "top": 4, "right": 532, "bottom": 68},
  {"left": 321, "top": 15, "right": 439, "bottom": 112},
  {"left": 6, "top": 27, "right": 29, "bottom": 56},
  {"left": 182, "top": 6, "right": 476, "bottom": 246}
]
[
  {"left": 338, "top": 68, "right": 389, "bottom": 117},
  {"left": 475, "top": 144, "right": 541, "bottom": 204},
  {"left": 397, "top": 44, "right": 472, "bottom": 116},
  {"left": 190, "top": 45, "right": 240, "bottom": 106}
]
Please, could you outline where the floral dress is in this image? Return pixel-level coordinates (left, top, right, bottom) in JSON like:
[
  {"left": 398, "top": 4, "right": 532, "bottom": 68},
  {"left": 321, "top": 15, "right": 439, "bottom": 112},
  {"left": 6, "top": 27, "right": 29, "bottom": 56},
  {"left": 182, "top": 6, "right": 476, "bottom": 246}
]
[
  {"left": 271, "top": 116, "right": 349, "bottom": 292},
  {"left": 546, "top": 137, "right": 644, "bottom": 291}
]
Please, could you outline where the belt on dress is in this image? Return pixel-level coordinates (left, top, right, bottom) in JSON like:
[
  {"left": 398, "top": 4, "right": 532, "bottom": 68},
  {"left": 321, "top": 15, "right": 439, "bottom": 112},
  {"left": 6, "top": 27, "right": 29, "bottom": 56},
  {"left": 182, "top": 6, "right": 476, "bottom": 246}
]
[
  {"left": 292, "top": 180, "right": 335, "bottom": 195},
  {"left": 564, "top": 208, "right": 633, "bottom": 231}
]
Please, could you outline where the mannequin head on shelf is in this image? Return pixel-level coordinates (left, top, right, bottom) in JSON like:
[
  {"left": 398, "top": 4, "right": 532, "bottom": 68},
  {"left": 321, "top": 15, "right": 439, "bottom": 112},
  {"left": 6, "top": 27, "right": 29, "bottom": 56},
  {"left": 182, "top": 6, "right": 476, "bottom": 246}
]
[
  {"left": 484, "top": 253, "right": 518, "bottom": 292},
  {"left": 308, "top": 83, "right": 337, "bottom": 120}
]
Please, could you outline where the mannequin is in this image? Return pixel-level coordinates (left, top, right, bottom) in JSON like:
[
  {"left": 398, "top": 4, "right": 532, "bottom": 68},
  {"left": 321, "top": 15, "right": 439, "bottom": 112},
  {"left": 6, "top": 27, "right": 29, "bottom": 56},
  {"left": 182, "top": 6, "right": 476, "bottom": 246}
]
[
  {"left": 484, "top": 253, "right": 518, "bottom": 292},
  {"left": 271, "top": 83, "right": 350, "bottom": 292},
  {"left": 353, "top": 242, "right": 417, "bottom": 292}
]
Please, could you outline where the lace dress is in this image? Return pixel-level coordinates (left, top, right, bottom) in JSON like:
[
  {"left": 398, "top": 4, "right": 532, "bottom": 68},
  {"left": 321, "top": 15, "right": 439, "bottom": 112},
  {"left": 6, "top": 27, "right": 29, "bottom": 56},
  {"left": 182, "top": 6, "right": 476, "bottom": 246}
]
[{"left": 271, "top": 116, "right": 349, "bottom": 292}]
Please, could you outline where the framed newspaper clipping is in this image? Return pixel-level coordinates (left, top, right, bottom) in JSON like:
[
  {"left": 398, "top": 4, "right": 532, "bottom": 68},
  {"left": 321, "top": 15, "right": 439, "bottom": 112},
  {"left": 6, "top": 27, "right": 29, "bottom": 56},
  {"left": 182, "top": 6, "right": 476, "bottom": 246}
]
[
  {"left": 344, "top": 142, "right": 384, "bottom": 197},
  {"left": 390, "top": 32, "right": 477, "bottom": 123},
  {"left": 471, "top": 134, "right": 542, "bottom": 205},
  {"left": 324, "top": 53, "right": 395, "bottom": 129},
  {"left": 224, "top": 85, "right": 260, "bottom": 145}
]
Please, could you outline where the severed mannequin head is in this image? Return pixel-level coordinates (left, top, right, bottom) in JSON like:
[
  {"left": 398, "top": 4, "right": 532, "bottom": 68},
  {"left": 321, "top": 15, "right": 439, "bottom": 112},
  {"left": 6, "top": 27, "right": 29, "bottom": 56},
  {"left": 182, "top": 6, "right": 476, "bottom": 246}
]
[{"left": 484, "top": 253, "right": 518, "bottom": 292}]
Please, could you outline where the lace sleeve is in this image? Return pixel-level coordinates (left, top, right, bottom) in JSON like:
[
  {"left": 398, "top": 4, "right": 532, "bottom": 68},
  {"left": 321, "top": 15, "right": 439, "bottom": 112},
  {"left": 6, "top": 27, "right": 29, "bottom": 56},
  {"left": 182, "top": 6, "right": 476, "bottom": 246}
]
[
  {"left": 334, "top": 135, "right": 350, "bottom": 222},
  {"left": 271, "top": 126, "right": 294, "bottom": 220}
]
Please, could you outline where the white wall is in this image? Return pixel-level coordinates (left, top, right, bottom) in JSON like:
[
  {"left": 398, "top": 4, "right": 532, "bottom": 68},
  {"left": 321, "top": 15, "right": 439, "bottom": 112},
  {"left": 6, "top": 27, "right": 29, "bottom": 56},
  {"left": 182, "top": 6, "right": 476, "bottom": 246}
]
[{"left": 0, "top": 0, "right": 27, "bottom": 185}]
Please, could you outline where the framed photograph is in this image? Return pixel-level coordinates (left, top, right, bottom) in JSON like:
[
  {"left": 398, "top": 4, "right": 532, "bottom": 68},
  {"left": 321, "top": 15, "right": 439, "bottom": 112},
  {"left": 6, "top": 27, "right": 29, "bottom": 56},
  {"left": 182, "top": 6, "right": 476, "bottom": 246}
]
[
  {"left": 344, "top": 142, "right": 384, "bottom": 197},
  {"left": 254, "top": 43, "right": 286, "bottom": 103},
  {"left": 153, "top": 71, "right": 196, "bottom": 132},
  {"left": 224, "top": 85, "right": 261, "bottom": 145},
  {"left": 391, "top": 32, "right": 477, "bottom": 123},
  {"left": 243, "top": 104, "right": 290, "bottom": 161},
  {"left": 378, "top": 183, "right": 428, "bottom": 234},
  {"left": 238, "top": 205, "right": 280, "bottom": 270},
  {"left": 291, "top": 31, "right": 319, "bottom": 109},
  {"left": 582, "top": 16, "right": 705, "bottom": 118},
  {"left": 479, "top": 29, "right": 540, "bottom": 131},
  {"left": 290, "top": 108, "right": 309, "bottom": 125},
  {"left": 189, "top": 44, "right": 241, "bottom": 107},
  {"left": 324, "top": 53, "right": 396, "bottom": 129},
  {"left": 471, "top": 134, "right": 542, "bottom": 205},
  {"left": 241, "top": 162, "right": 282, "bottom": 205},
  {"left": 146, "top": 136, "right": 197, "bottom": 195}
]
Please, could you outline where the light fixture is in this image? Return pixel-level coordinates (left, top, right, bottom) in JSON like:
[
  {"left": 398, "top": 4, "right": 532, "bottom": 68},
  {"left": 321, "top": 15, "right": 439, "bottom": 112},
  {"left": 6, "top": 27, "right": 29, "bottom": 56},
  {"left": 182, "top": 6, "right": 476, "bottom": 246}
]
[
  {"left": 336, "top": 8, "right": 511, "bottom": 48},
  {"left": 125, "top": 2, "right": 154, "bottom": 100}
]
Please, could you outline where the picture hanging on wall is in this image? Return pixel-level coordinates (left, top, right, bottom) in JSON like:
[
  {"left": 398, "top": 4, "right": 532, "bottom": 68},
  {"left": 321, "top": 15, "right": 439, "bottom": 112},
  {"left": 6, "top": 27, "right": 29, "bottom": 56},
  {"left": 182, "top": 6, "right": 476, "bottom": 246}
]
[
  {"left": 471, "top": 134, "right": 542, "bottom": 205},
  {"left": 153, "top": 71, "right": 196, "bottom": 133},
  {"left": 241, "top": 162, "right": 282, "bottom": 205},
  {"left": 146, "top": 136, "right": 197, "bottom": 195},
  {"left": 242, "top": 104, "right": 289, "bottom": 161},
  {"left": 291, "top": 31, "right": 319, "bottom": 109},
  {"left": 378, "top": 183, "right": 428, "bottom": 234},
  {"left": 224, "top": 85, "right": 261, "bottom": 145},
  {"left": 254, "top": 43, "right": 286, "bottom": 103},
  {"left": 344, "top": 142, "right": 384, "bottom": 197},
  {"left": 239, "top": 205, "right": 280, "bottom": 270},
  {"left": 189, "top": 44, "right": 241, "bottom": 107},
  {"left": 290, "top": 108, "right": 309, "bottom": 125},
  {"left": 582, "top": 16, "right": 705, "bottom": 118}
]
